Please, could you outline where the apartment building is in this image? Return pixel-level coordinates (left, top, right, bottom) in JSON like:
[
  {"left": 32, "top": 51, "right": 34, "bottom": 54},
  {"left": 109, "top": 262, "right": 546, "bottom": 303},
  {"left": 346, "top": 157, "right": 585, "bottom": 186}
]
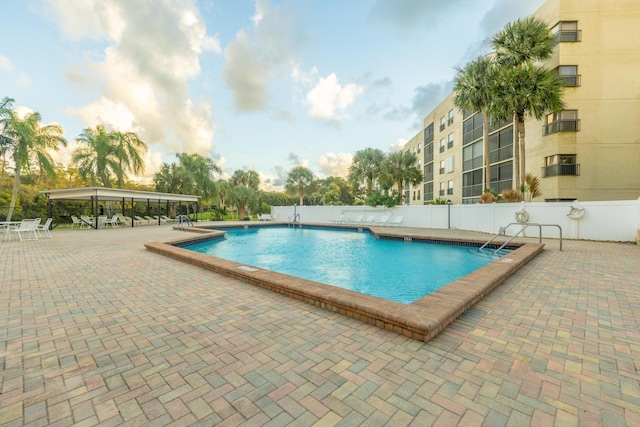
[{"left": 403, "top": 0, "right": 640, "bottom": 204}]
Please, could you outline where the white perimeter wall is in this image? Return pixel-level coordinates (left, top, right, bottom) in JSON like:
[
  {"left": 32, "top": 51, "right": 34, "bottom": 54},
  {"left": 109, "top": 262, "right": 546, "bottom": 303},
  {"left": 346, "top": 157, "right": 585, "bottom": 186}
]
[{"left": 272, "top": 198, "right": 640, "bottom": 242}]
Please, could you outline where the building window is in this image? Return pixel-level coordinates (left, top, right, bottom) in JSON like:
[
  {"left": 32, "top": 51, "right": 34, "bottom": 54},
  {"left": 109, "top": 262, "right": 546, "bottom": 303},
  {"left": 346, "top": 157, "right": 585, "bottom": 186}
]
[
  {"left": 440, "top": 116, "right": 446, "bottom": 131},
  {"left": 552, "top": 21, "right": 581, "bottom": 43},
  {"left": 439, "top": 138, "right": 446, "bottom": 153},
  {"left": 424, "top": 140, "right": 434, "bottom": 163},
  {"left": 417, "top": 190, "right": 421, "bottom": 200},
  {"left": 417, "top": 143, "right": 422, "bottom": 153},
  {"left": 448, "top": 109, "right": 454, "bottom": 125},
  {"left": 439, "top": 182, "right": 445, "bottom": 196},
  {"left": 542, "top": 154, "right": 580, "bottom": 177},
  {"left": 463, "top": 140, "right": 483, "bottom": 171},
  {"left": 447, "top": 180, "right": 454, "bottom": 195},
  {"left": 557, "top": 65, "right": 580, "bottom": 87},
  {"left": 445, "top": 155, "right": 454, "bottom": 173},
  {"left": 439, "top": 160, "right": 445, "bottom": 175},
  {"left": 543, "top": 110, "right": 580, "bottom": 135},
  {"left": 412, "top": 191, "right": 416, "bottom": 201},
  {"left": 447, "top": 133, "right": 454, "bottom": 149},
  {"left": 424, "top": 123, "right": 434, "bottom": 144},
  {"left": 489, "top": 126, "right": 513, "bottom": 163},
  {"left": 490, "top": 162, "right": 513, "bottom": 194},
  {"left": 463, "top": 113, "right": 483, "bottom": 145},
  {"left": 424, "top": 182, "right": 433, "bottom": 203},
  {"left": 463, "top": 169, "right": 483, "bottom": 198},
  {"left": 424, "top": 162, "right": 434, "bottom": 182}
]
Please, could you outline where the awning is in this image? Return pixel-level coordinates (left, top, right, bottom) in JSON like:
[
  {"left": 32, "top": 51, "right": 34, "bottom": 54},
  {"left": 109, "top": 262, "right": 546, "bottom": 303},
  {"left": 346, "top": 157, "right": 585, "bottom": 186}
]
[{"left": 40, "top": 187, "right": 199, "bottom": 203}]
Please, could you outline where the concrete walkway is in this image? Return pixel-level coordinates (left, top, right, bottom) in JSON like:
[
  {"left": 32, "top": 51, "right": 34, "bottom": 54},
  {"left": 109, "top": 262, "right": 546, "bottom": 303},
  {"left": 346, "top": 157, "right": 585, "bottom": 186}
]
[{"left": 0, "top": 224, "right": 638, "bottom": 426}]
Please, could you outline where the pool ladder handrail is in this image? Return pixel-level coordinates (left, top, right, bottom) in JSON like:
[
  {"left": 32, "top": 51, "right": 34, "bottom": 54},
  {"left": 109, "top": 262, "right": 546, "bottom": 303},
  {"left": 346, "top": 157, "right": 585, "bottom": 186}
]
[
  {"left": 479, "top": 222, "right": 563, "bottom": 254},
  {"left": 288, "top": 213, "right": 301, "bottom": 227}
]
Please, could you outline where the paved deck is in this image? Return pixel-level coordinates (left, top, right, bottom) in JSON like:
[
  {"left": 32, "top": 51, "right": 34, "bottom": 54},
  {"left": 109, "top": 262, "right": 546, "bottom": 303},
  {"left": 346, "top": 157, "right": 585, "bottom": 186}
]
[{"left": 0, "top": 223, "right": 639, "bottom": 426}]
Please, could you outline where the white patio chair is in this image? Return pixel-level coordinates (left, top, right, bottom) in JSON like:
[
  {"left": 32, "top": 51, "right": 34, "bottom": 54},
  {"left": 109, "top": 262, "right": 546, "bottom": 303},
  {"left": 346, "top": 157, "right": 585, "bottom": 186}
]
[
  {"left": 10, "top": 218, "right": 40, "bottom": 241},
  {"left": 36, "top": 217, "right": 53, "bottom": 238},
  {"left": 70, "top": 215, "right": 82, "bottom": 229},
  {"left": 102, "top": 214, "right": 119, "bottom": 228},
  {"left": 80, "top": 215, "right": 94, "bottom": 228},
  {"left": 388, "top": 216, "right": 404, "bottom": 227}
]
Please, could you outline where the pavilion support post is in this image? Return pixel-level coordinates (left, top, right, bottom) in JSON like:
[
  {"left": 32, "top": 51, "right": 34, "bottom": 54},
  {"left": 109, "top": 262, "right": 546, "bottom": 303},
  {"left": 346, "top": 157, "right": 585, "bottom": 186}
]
[{"left": 130, "top": 198, "right": 135, "bottom": 227}]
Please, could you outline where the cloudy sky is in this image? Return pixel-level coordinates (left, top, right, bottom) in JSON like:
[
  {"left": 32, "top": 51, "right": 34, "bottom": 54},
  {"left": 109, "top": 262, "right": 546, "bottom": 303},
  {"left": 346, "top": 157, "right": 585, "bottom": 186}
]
[{"left": 0, "top": 0, "right": 544, "bottom": 189}]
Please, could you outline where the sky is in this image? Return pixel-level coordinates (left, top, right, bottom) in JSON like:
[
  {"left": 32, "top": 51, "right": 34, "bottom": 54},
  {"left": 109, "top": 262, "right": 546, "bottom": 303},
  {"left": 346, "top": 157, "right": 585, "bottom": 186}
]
[{"left": 0, "top": 0, "right": 545, "bottom": 190}]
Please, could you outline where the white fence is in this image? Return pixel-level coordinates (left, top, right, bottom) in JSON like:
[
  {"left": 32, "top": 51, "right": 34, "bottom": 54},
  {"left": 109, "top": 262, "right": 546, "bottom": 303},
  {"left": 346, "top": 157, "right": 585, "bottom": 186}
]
[{"left": 272, "top": 198, "right": 640, "bottom": 243}]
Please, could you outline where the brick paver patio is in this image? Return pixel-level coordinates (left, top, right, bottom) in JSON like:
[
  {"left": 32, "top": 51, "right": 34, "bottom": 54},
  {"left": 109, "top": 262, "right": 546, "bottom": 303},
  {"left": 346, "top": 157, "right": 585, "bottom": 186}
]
[{"left": 1, "top": 224, "right": 639, "bottom": 426}]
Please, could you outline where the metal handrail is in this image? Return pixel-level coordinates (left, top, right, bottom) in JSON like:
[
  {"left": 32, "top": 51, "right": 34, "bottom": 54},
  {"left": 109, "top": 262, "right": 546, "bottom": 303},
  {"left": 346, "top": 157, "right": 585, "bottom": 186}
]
[{"left": 479, "top": 222, "right": 563, "bottom": 254}]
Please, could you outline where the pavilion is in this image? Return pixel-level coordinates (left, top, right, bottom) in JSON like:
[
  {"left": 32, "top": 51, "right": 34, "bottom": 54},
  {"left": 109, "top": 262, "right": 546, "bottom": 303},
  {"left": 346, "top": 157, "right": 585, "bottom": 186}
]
[{"left": 39, "top": 187, "right": 200, "bottom": 228}]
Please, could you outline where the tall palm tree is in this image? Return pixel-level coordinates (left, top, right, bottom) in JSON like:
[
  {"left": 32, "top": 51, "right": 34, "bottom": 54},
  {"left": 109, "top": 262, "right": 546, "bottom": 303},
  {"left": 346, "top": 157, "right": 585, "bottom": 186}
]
[
  {"left": 491, "top": 17, "right": 562, "bottom": 188},
  {"left": 0, "top": 99, "right": 67, "bottom": 221},
  {"left": 112, "top": 131, "right": 147, "bottom": 188},
  {"left": 72, "top": 125, "right": 148, "bottom": 188},
  {"left": 381, "top": 150, "right": 423, "bottom": 204},
  {"left": 453, "top": 55, "right": 495, "bottom": 190},
  {"left": 230, "top": 169, "right": 260, "bottom": 190},
  {"left": 348, "top": 147, "right": 385, "bottom": 198},
  {"left": 285, "top": 166, "right": 315, "bottom": 205},
  {"left": 175, "top": 153, "right": 221, "bottom": 208}
]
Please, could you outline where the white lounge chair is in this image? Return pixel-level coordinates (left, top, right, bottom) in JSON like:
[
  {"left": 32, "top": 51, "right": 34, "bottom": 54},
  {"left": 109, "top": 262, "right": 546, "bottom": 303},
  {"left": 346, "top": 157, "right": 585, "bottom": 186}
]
[
  {"left": 372, "top": 215, "right": 390, "bottom": 226},
  {"left": 364, "top": 215, "right": 375, "bottom": 224},
  {"left": 388, "top": 216, "right": 404, "bottom": 227},
  {"left": 36, "top": 217, "right": 53, "bottom": 238},
  {"left": 350, "top": 215, "right": 364, "bottom": 225},
  {"left": 10, "top": 218, "right": 40, "bottom": 241}
]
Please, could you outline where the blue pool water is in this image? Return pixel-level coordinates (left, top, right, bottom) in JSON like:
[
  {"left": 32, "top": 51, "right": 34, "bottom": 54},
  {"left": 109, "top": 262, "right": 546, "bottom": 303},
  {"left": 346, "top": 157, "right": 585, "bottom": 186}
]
[{"left": 184, "top": 227, "right": 498, "bottom": 304}]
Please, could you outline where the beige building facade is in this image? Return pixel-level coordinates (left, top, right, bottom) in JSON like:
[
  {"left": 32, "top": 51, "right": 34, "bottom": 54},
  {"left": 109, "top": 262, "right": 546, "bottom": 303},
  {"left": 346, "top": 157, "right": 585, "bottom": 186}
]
[{"left": 403, "top": 0, "right": 640, "bottom": 204}]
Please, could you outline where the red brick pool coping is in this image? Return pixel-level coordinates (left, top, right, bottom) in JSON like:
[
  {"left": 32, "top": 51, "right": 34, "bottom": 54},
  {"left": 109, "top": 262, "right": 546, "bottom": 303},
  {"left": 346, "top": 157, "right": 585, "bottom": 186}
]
[{"left": 145, "top": 224, "right": 543, "bottom": 342}]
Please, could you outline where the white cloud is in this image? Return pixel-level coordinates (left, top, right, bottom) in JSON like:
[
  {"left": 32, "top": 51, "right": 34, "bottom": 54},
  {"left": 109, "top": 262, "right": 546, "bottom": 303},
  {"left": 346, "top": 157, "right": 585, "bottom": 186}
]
[
  {"left": 306, "top": 73, "right": 364, "bottom": 122},
  {"left": 0, "top": 55, "right": 14, "bottom": 71},
  {"left": 317, "top": 153, "right": 353, "bottom": 178},
  {"left": 44, "top": 0, "right": 220, "bottom": 162},
  {"left": 222, "top": 0, "right": 304, "bottom": 111},
  {"left": 389, "top": 138, "right": 407, "bottom": 153},
  {"left": 16, "top": 73, "right": 32, "bottom": 87}
]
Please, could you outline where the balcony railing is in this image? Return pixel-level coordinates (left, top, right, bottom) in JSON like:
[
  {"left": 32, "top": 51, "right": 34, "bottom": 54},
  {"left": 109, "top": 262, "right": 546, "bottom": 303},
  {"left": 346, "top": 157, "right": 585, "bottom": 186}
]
[
  {"left": 554, "top": 30, "right": 582, "bottom": 43},
  {"left": 447, "top": 188, "right": 453, "bottom": 195},
  {"left": 542, "top": 163, "right": 581, "bottom": 177},
  {"left": 561, "top": 74, "right": 581, "bottom": 87},
  {"left": 543, "top": 119, "right": 581, "bottom": 135}
]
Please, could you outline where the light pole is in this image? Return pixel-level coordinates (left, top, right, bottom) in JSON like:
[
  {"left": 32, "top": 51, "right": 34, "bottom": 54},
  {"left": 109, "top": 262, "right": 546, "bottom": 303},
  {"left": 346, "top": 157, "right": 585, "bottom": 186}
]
[{"left": 447, "top": 199, "right": 452, "bottom": 229}]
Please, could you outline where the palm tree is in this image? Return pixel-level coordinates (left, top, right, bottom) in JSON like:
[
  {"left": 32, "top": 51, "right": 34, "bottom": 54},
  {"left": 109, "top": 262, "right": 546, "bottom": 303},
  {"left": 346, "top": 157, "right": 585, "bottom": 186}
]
[
  {"left": 72, "top": 125, "right": 147, "bottom": 188},
  {"left": 175, "top": 153, "right": 221, "bottom": 209},
  {"left": 491, "top": 17, "right": 562, "bottom": 188},
  {"left": 230, "top": 169, "right": 260, "bottom": 190},
  {"left": 490, "top": 63, "right": 564, "bottom": 188},
  {"left": 381, "top": 151, "right": 423, "bottom": 204},
  {"left": 453, "top": 55, "right": 495, "bottom": 190},
  {"left": 112, "top": 131, "right": 147, "bottom": 188},
  {"left": 227, "top": 185, "right": 258, "bottom": 219},
  {"left": 0, "top": 98, "right": 67, "bottom": 221},
  {"left": 285, "top": 166, "right": 315, "bottom": 205},
  {"left": 348, "top": 148, "right": 385, "bottom": 198}
]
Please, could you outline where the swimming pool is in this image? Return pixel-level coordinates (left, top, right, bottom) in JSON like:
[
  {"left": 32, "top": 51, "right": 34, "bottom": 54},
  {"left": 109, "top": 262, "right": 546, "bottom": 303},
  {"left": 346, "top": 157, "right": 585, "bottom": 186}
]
[
  {"left": 145, "top": 223, "right": 543, "bottom": 342},
  {"left": 183, "top": 226, "right": 499, "bottom": 304}
]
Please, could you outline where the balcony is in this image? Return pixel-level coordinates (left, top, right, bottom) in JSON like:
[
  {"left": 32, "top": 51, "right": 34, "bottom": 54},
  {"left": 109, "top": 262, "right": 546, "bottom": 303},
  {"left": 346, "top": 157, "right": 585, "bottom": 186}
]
[
  {"left": 543, "top": 119, "right": 581, "bottom": 135},
  {"left": 542, "top": 163, "right": 581, "bottom": 177},
  {"left": 561, "top": 74, "right": 581, "bottom": 87},
  {"left": 554, "top": 30, "right": 581, "bottom": 43},
  {"left": 447, "top": 188, "right": 453, "bottom": 195}
]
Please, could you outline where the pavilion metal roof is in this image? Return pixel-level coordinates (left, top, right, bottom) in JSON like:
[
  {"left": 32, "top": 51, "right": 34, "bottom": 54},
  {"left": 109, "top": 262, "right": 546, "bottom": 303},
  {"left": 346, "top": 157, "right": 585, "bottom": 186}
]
[{"left": 40, "top": 187, "right": 200, "bottom": 203}]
